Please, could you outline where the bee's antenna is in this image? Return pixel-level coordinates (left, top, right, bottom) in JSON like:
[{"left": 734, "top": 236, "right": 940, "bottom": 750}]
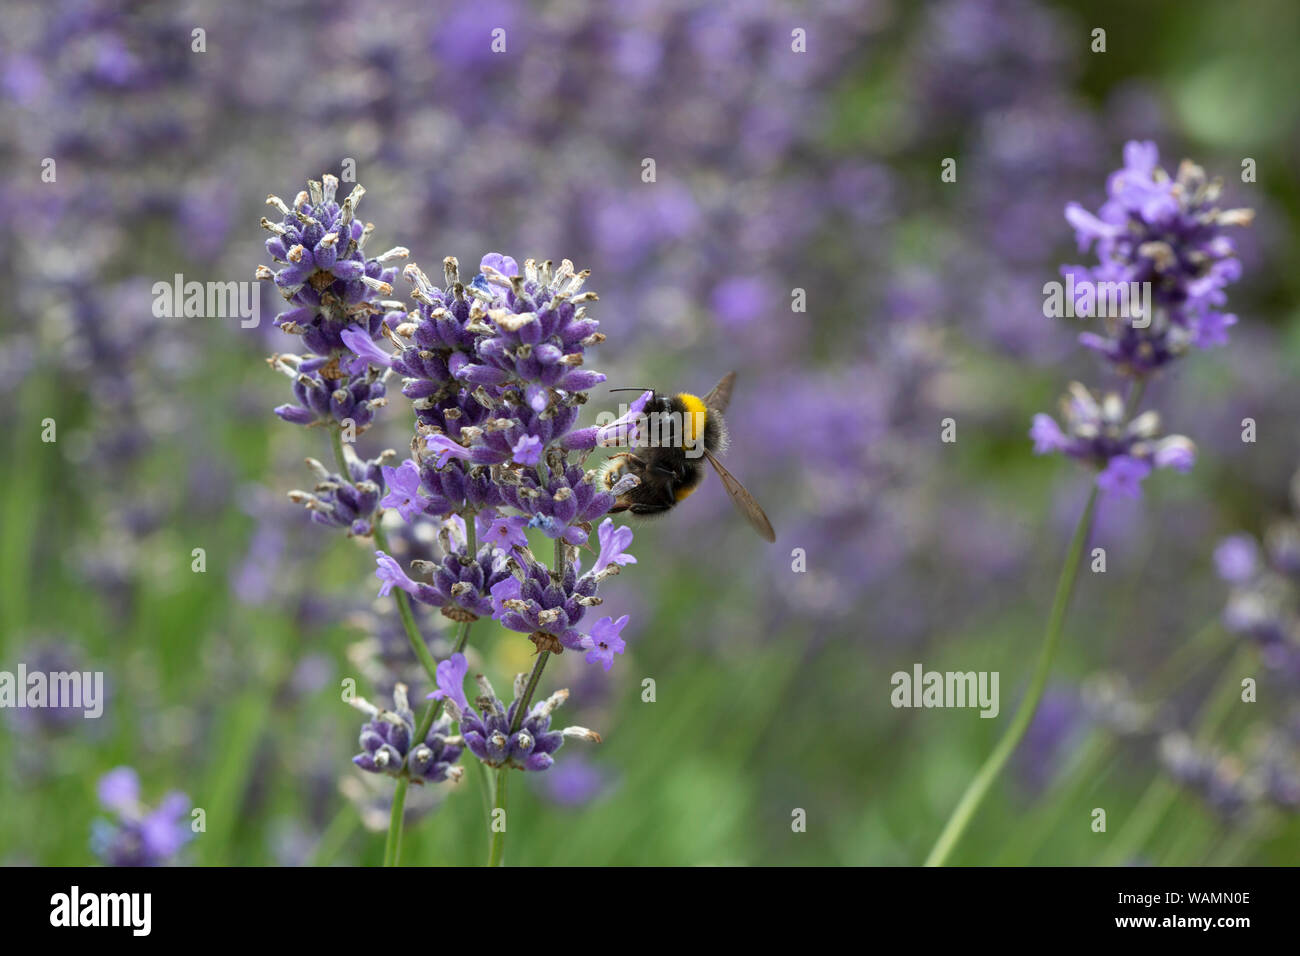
[{"left": 608, "top": 386, "right": 653, "bottom": 394}]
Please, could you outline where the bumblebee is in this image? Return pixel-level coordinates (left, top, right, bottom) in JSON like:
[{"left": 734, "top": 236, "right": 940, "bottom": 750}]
[{"left": 599, "top": 372, "right": 776, "bottom": 542}]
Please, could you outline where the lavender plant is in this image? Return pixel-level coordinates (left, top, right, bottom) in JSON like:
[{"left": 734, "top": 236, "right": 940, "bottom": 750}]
[
  {"left": 1218, "top": 483, "right": 1300, "bottom": 680},
  {"left": 257, "top": 177, "right": 640, "bottom": 864},
  {"left": 91, "top": 767, "right": 192, "bottom": 867},
  {"left": 925, "top": 142, "right": 1253, "bottom": 866},
  {"left": 1089, "top": 478, "right": 1300, "bottom": 863},
  {"left": 1161, "top": 473, "right": 1300, "bottom": 821}
]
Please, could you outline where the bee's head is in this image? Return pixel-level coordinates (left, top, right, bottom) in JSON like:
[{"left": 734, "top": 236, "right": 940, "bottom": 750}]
[{"left": 597, "top": 454, "right": 634, "bottom": 490}]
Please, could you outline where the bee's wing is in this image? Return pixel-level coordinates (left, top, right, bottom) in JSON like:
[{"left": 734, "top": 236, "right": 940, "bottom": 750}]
[
  {"left": 703, "top": 448, "right": 775, "bottom": 542},
  {"left": 703, "top": 371, "right": 737, "bottom": 414}
]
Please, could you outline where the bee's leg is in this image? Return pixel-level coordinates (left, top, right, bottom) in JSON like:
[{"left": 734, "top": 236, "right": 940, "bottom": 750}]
[{"left": 628, "top": 503, "right": 672, "bottom": 517}]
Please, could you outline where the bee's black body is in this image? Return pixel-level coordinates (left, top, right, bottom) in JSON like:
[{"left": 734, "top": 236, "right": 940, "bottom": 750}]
[
  {"left": 599, "top": 371, "right": 774, "bottom": 542},
  {"left": 603, "top": 391, "right": 724, "bottom": 517}
]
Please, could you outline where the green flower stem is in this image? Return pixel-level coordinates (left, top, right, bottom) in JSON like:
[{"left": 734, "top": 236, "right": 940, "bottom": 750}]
[
  {"left": 487, "top": 768, "right": 509, "bottom": 866},
  {"left": 327, "top": 423, "right": 438, "bottom": 683},
  {"left": 324, "top": 423, "right": 427, "bottom": 868},
  {"left": 383, "top": 615, "right": 475, "bottom": 868},
  {"left": 484, "top": 538, "right": 565, "bottom": 867},
  {"left": 384, "top": 777, "right": 409, "bottom": 866},
  {"left": 369, "top": 467, "right": 477, "bottom": 690},
  {"left": 373, "top": 521, "right": 441, "bottom": 685},
  {"left": 509, "top": 650, "right": 551, "bottom": 735},
  {"left": 925, "top": 484, "right": 1100, "bottom": 867},
  {"left": 507, "top": 537, "right": 564, "bottom": 733},
  {"left": 329, "top": 424, "right": 351, "bottom": 476},
  {"left": 488, "top": 769, "right": 511, "bottom": 867},
  {"left": 328, "top": 427, "right": 485, "bottom": 867},
  {"left": 376, "top": 502, "right": 478, "bottom": 868},
  {"left": 477, "top": 759, "right": 495, "bottom": 824}
]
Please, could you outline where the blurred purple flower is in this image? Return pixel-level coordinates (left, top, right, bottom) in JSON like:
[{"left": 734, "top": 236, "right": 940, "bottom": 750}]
[
  {"left": 1064, "top": 141, "right": 1253, "bottom": 375},
  {"left": 1215, "top": 535, "right": 1259, "bottom": 583},
  {"left": 91, "top": 767, "right": 191, "bottom": 867}
]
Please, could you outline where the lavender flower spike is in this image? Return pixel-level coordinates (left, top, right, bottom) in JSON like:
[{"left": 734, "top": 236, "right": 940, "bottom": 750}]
[
  {"left": 91, "top": 767, "right": 193, "bottom": 867},
  {"left": 1064, "top": 141, "right": 1253, "bottom": 375},
  {"left": 932, "top": 143, "right": 1252, "bottom": 868},
  {"left": 258, "top": 173, "right": 408, "bottom": 432},
  {"left": 1030, "top": 382, "right": 1195, "bottom": 497},
  {"left": 349, "top": 684, "right": 463, "bottom": 785},
  {"left": 288, "top": 446, "right": 394, "bottom": 536},
  {"left": 459, "top": 681, "right": 600, "bottom": 773}
]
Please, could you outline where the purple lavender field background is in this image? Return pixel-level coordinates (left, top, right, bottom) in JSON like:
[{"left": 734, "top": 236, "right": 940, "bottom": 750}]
[{"left": 2, "top": 0, "right": 1299, "bottom": 866}]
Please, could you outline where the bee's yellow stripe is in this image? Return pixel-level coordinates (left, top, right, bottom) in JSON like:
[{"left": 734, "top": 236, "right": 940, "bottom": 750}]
[{"left": 676, "top": 392, "right": 707, "bottom": 444}]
